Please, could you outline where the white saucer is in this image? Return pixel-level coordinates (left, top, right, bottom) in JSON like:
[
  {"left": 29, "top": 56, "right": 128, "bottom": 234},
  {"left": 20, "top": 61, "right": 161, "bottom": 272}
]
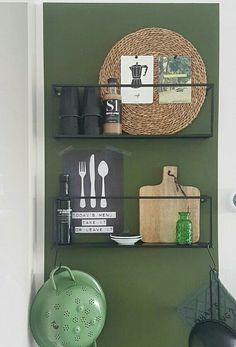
[
  {"left": 110, "top": 235, "right": 141, "bottom": 245},
  {"left": 110, "top": 235, "right": 141, "bottom": 239}
]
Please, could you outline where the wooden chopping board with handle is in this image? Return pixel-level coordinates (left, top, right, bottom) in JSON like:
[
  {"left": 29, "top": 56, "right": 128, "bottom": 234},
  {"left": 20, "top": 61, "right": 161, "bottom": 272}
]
[{"left": 139, "top": 166, "right": 200, "bottom": 243}]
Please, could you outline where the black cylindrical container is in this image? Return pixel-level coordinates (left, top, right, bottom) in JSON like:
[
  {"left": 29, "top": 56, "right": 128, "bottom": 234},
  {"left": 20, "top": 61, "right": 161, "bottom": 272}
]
[
  {"left": 56, "top": 174, "right": 72, "bottom": 245},
  {"left": 82, "top": 87, "right": 102, "bottom": 135},
  {"left": 59, "top": 87, "right": 80, "bottom": 135}
]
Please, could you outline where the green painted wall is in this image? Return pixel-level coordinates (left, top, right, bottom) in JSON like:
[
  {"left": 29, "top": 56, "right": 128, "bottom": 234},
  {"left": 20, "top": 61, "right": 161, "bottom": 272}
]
[{"left": 44, "top": 4, "right": 219, "bottom": 347}]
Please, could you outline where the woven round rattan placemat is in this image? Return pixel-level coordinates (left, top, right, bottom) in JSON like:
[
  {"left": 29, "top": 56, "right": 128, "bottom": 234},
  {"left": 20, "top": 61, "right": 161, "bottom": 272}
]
[{"left": 99, "top": 27, "right": 207, "bottom": 135}]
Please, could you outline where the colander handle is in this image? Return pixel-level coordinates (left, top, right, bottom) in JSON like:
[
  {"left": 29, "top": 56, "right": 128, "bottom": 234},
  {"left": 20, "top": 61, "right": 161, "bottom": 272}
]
[{"left": 50, "top": 266, "right": 76, "bottom": 291}]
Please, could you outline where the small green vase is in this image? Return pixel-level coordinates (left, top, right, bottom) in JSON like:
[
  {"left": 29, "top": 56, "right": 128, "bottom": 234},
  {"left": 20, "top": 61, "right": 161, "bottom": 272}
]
[{"left": 176, "top": 211, "right": 192, "bottom": 245}]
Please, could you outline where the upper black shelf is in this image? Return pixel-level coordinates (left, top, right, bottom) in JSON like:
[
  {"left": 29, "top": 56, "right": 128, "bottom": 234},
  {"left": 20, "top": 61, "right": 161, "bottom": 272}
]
[{"left": 53, "top": 83, "right": 215, "bottom": 139}]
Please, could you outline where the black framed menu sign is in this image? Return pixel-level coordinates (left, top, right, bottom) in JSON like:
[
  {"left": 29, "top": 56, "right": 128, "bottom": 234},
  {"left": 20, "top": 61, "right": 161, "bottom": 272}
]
[{"left": 64, "top": 149, "right": 123, "bottom": 235}]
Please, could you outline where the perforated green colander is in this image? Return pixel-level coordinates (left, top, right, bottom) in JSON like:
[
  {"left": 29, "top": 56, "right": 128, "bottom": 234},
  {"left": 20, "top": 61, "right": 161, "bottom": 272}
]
[{"left": 30, "top": 266, "right": 106, "bottom": 347}]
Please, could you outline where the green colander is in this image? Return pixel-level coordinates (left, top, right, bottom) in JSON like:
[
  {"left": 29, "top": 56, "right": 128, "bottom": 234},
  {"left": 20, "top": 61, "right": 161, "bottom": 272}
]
[{"left": 30, "top": 266, "right": 106, "bottom": 347}]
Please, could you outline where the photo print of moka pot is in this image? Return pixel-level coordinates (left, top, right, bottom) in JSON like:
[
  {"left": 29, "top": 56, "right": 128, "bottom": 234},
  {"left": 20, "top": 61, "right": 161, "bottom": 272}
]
[
  {"left": 129, "top": 57, "right": 148, "bottom": 88},
  {"left": 121, "top": 55, "right": 154, "bottom": 103}
]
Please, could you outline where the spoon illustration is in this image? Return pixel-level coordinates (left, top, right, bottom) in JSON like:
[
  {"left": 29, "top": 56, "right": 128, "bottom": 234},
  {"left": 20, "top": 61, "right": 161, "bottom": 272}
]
[{"left": 98, "top": 160, "right": 109, "bottom": 208}]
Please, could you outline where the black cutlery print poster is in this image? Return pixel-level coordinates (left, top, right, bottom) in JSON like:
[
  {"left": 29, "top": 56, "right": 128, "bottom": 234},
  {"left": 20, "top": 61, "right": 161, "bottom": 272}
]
[{"left": 64, "top": 149, "right": 123, "bottom": 234}]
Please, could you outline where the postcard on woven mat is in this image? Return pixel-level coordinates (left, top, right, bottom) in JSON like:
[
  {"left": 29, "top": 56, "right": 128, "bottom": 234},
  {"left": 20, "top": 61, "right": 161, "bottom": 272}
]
[
  {"left": 121, "top": 55, "right": 154, "bottom": 104},
  {"left": 159, "top": 56, "right": 192, "bottom": 104}
]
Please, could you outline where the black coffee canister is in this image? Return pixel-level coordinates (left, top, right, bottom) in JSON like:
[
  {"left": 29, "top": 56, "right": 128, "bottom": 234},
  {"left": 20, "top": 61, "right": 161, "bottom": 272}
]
[
  {"left": 59, "top": 87, "right": 80, "bottom": 135},
  {"left": 82, "top": 87, "right": 102, "bottom": 135}
]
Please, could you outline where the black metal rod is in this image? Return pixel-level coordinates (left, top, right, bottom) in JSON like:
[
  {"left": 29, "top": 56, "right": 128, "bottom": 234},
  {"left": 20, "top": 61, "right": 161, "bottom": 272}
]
[
  {"left": 65, "top": 195, "right": 210, "bottom": 200},
  {"left": 209, "top": 196, "right": 213, "bottom": 247},
  {"left": 217, "top": 270, "right": 221, "bottom": 320},
  {"left": 210, "top": 268, "right": 213, "bottom": 320},
  {"left": 55, "top": 133, "right": 212, "bottom": 139},
  {"left": 53, "top": 83, "right": 212, "bottom": 87},
  {"left": 53, "top": 83, "right": 212, "bottom": 92},
  {"left": 210, "top": 83, "right": 215, "bottom": 137}
]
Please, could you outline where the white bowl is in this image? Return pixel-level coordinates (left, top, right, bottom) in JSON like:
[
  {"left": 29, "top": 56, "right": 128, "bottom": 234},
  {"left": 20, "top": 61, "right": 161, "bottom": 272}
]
[
  {"left": 111, "top": 236, "right": 141, "bottom": 239},
  {"left": 110, "top": 235, "right": 141, "bottom": 246}
]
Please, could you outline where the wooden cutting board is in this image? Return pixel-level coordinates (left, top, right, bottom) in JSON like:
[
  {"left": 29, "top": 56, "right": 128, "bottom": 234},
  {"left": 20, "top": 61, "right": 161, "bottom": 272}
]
[{"left": 139, "top": 166, "right": 200, "bottom": 243}]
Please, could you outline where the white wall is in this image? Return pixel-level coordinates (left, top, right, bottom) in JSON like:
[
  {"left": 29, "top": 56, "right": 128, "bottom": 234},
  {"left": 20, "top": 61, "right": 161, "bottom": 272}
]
[
  {"left": 0, "top": 2, "right": 44, "bottom": 346},
  {"left": 218, "top": 0, "right": 236, "bottom": 295}
]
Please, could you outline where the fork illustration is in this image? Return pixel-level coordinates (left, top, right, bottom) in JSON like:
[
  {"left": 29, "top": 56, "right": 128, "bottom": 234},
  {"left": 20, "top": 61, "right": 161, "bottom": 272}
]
[{"left": 78, "top": 161, "right": 86, "bottom": 208}]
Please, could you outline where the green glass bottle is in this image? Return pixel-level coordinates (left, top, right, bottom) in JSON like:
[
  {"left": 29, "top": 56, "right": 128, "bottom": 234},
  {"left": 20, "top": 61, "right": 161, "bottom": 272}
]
[{"left": 176, "top": 211, "right": 192, "bottom": 245}]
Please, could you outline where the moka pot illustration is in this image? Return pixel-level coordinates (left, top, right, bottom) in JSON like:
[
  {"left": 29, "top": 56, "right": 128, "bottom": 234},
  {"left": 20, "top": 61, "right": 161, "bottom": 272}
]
[{"left": 129, "top": 61, "right": 148, "bottom": 88}]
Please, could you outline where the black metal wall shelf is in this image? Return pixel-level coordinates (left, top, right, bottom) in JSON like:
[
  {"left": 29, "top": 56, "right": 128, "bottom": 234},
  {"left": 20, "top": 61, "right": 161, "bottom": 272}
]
[
  {"left": 55, "top": 195, "right": 213, "bottom": 248},
  {"left": 68, "top": 241, "right": 211, "bottom": 248},
  {"left": 53, "top": 83, "right": 215, "bottom": 139}
]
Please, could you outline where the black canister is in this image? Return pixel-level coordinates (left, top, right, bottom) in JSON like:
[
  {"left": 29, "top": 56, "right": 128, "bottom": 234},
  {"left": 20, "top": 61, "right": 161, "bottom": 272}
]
[
  {"left": 82, "top": 87, "right": 102, "bottom": 135},
  {"left": 59, "top": 87, "right": 80, "bottom": 135}
]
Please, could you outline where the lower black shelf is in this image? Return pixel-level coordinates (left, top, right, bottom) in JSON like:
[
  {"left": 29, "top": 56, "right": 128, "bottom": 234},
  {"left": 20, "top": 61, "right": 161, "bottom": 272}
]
[{"left": 62, "top": 241, "right": 211, "bottom": 248}]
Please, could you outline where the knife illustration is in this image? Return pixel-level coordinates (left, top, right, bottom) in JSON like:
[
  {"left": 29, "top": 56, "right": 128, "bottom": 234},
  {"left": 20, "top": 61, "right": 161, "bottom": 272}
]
[{"left": 89, "top": 154, "right": 96, "bottom": 208}]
